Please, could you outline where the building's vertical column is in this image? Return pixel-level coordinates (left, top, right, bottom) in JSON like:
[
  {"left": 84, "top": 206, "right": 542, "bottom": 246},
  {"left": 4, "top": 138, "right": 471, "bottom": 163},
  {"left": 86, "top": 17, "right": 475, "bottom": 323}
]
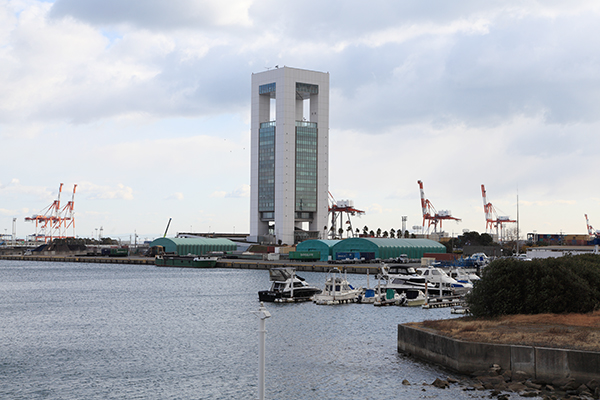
[
  {"left": 311, "top": 72, "right": 329, "bottom": 238},
  {"left": 273, "top": 69, "right": 296, "bottom": 245}
]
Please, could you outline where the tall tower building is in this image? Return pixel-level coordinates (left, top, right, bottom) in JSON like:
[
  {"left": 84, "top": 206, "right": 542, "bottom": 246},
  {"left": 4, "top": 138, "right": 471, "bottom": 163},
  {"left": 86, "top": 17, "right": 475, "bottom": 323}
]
[{"left": 250, "top": 67, "right": 329, "bottom": 245}]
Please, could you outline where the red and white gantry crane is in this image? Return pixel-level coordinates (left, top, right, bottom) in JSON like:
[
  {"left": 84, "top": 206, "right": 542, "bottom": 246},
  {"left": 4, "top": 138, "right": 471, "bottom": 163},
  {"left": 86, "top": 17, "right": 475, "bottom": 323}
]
[
  {"left": 417, "top": 180, "right": 460, "bottom": 234},
  {"left": 481, "top": 184, "right": 516, "bottom": 242}
]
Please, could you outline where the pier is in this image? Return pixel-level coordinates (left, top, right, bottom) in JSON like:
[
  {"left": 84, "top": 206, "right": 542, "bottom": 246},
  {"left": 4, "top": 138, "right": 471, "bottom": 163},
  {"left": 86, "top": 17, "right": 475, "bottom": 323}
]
[{"left": 0, "top": 255, "right": 384, "bottom": 273}]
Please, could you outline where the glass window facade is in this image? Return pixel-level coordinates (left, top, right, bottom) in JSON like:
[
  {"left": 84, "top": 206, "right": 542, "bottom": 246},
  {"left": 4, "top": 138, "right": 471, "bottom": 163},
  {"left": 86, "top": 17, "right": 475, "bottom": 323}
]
[
  {"left": 259, "top": 82, "right": 276, "bottom": 95},
  {"left": 258, "top": 122, "right": 275, "bottom": 212},
  {"left": 295, "top": 124, "right": 318, "bottom": 213},
  {"left": 296, "top": 82, "right": 318, "bottom": 95}
]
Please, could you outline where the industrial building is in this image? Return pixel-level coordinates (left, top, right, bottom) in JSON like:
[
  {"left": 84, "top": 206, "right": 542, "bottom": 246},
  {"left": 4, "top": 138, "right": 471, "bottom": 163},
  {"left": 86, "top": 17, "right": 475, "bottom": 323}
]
[
  {"left": 297, "top": 238, "right": 446, "bottom": 261},
  {"left": 295, "top": 239, "right": 341, "bottom": 262},
  {"left": 249, "top": 66, "right": 330, "bottom": 246},
  {"left": 149, "top": 237, "right": 236, "bottom": 256}
]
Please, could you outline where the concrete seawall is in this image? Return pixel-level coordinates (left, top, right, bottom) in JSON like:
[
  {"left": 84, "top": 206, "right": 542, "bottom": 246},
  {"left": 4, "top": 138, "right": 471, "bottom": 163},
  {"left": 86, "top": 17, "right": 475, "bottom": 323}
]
[
  {"left": 398, "top": 324, "right": 600, "bottom": 385},
  {"left": 0, "top": 255, "right": 381, "bottom": 274}
]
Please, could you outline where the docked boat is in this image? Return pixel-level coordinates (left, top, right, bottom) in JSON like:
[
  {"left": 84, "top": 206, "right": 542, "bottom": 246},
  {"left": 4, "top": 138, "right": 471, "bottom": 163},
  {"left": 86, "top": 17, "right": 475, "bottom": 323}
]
[
  {"left": 373, "top": 288, "right": 407, "bottom": 306},
  {"left": 449, "top": 267, "right": 480, "bottom": 285},
  {"left": 258, "top": 268, "right": 322, "bottom": 303},
  {"left": 379, "top": 264, "right": 428, "bottom": 294},
  {"left": 405, "top": 289, "right": 427, "bottom": 307},
  {"left": 313, "top": 268, "right": 362, "bottom": 305},
  {"left": 155, "top": 254, "right": 218, "bottom": 268},
  {"left": 416, "top": 266, "right": 472, "bottom": 296}
]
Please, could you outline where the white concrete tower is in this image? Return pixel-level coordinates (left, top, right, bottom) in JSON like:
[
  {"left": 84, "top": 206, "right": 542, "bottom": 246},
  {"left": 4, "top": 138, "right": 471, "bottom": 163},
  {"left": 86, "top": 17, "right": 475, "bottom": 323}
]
[{"left": 250, "top": 67, "right": 329, "bottom": 245}]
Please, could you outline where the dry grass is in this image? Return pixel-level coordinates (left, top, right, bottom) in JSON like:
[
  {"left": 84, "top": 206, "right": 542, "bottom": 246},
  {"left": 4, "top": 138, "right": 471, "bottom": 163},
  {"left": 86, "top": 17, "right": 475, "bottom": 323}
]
[{"left": 411, "top": 310, "right": 600, "bottom": 352}]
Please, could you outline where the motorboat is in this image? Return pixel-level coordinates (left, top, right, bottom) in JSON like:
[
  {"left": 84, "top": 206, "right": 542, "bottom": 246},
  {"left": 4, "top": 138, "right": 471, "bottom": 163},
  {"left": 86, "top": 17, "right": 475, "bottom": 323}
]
[
  {"left": 379, "top": 264, "right": 428, "bottom": 294},
  {"left": 449, "top": 267, "right": 480, "bottom": 285},
  {"left": 416, "top": 266, "right": 472, "bottom": 296},
  {"left": 404, "top": 289, "right": 427, "bottom": 307},
  {"left": 373, "top": 288, "right": 407, "bottom": 306},
  {"left": 313, "top": 268, "right": 362, "bottom": 305},
  {"left": 258, "top": 268, "right": 322, "bottom": 303}
]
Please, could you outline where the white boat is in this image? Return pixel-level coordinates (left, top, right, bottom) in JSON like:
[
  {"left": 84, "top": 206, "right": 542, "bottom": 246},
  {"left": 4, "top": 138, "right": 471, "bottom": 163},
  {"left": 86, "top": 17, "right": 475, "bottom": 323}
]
[
  {"left": 449, "top": 267, "right": 480, "bottom": 286},
  {"left": 379, "top": 264, "right": 428, "bottom": 294},
  {"left": 373, "top": 288, "right": 407, "bottom": 306},
  {"left": 404, "top": 290, "right": 427, "bottom": 307},
  {"left": 313, "top": 268, "right": 362, "bottom": 305},
  {"left": 416, "top": 266, "right": 472, "bottom": 296},
  {"left": 258, "top": 268, "right": 322, "bottom": 303}
]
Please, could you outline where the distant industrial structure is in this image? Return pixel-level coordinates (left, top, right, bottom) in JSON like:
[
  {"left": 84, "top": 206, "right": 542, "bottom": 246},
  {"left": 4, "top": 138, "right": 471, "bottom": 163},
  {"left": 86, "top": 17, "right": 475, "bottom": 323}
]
[
  {"left": 417, "top": 180, "right": 460, "bottom": 234},
  {"left": 327, "top": 193, "right": 364, "bottom": 239},
  {"left": 481, "top": 184, "right": 516, "bottom": 242},
  {"left": 25, "top": 183, "right": 77, "bottom": 242},
  {"left": 249, "top": 66, "right": 329, "bottom": 245}
]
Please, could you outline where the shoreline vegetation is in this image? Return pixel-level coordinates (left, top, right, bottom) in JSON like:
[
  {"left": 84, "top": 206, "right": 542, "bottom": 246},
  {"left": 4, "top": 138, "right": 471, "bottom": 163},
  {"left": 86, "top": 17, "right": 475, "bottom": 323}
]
[
  {"left": 411, "top": 311, "right": 600, "bottom": 352},
  {"left": 426, "top": 254, "right": 600, "bottom": 352}
]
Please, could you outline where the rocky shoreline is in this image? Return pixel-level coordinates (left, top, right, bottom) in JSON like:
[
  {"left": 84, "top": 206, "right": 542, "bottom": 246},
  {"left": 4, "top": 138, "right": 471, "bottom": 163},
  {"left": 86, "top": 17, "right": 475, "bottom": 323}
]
[{"left": 418, "top": 363, "right": 599, "bottom": 399}]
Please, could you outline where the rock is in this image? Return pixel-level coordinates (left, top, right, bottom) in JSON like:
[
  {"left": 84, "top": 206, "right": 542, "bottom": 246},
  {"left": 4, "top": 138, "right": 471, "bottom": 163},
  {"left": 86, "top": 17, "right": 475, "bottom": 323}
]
[
  {"left": 586, "top": 379, "right": 599, "bottom": 392},
  {"left": 525, "top": 380, "right": 543, "bottom": 390},
  {"left": 490, "top": 364, "right": 502, "bottom": 374},
  {"left": 477, "top": 375, "right": 506, "bottom": 386},
  {"left": 577, "top": 383, "right": 592, "bottom": 395},
  {"left": 402, "top": 379, "right": 410, "bottom": 385},
  {"left": 502, "top": 370, "right": 512, "bottom": 382},
  {"left": 497, "top": 394, "right": 510, "bottom": 400},
  {"left": 544, "top": 384, "right": 555, "bottom": 392},
  {"left": 513, "top": 370, "right": 531, "bottom": 382},
  {"left": 432, "top": 378, "right": 449, "bottom": 389},
  {"left": 520, "top": 389, "right": 542, "bottom": 397},
  {"left": 553, "top": 377, "right": 577, "bottom": 390},
  {"left": 446, "top": 376, "right": 459, "bottom": 384},
  {"left": 508, "top": 382, "right": 529, "bottom": 392}
]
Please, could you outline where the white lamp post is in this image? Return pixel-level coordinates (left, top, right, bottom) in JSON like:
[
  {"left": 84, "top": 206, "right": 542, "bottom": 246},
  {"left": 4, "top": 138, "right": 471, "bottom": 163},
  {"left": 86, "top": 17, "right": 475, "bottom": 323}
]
[{"left": 251, "top": 302, "right": 271, "bottom": 400}]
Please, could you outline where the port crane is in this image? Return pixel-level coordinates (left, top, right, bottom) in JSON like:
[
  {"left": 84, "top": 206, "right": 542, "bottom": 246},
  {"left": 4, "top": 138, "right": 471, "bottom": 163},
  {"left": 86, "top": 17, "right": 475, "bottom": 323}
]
[
  {"left": 481, "top": 184, "right": 516, "bottom": 242},
  {"left": 417, "top": 180, "right": 460, "bottom": 234},
  {"left": 25, "top": 183, "right": 77, "bottom": 242},
  {"left": 328, "top": 192, "right": 364, "bottom": 239},
  {"left": 585, "top": 214, "right": 600, "bottom": 239}
]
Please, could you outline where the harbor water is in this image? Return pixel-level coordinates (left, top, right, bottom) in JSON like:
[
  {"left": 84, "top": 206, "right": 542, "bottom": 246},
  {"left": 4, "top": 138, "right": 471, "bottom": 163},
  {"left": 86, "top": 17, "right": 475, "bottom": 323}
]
[{"left": 1, "top": 260, "right": 493, "bottom": 399}]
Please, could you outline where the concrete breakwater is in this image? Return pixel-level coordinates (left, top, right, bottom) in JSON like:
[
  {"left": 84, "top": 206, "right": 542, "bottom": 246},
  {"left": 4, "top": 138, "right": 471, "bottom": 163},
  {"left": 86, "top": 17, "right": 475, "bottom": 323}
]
[
  {"left": 0, "top": 255, "right": 381, "bottom": 274},
  {"left": 397, "top": 324, "right": 600, "bottom": 389}
]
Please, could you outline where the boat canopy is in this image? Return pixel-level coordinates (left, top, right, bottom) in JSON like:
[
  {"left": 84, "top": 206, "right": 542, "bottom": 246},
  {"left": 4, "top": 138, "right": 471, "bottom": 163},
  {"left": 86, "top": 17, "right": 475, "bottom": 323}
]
[{"left": 268, "top": 268, "right": 295, "bottom": 281}]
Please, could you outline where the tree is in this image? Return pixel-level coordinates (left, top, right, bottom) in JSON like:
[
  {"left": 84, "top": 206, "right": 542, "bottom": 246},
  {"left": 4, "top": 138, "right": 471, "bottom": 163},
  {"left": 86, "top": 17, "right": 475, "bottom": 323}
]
[
  {"left": 405, "top": 230, "right": 410, "bottom": 238},
  {"left": 346, "top": 226, "right": 353, "bottom": 238},
  {"left": 355, "top": 228, "right": 360, "bottom": 236},
  {"left": 376, "top": 228, "right": 382, "bottom": 237},
  {"left": 390, "top": 228, "right": 396, "bottom": 238},
  {"left": 338, "top": 227, "right": 344, "bottom": 238},
  {"left": 382, "top": 231, "right": 389, "bottom": 238},
  {"left": 363, "top": 226, "right": 369, "bottom": 235},
  {"left": 369, "top": 230, "right": 375, "bottom": 237}
]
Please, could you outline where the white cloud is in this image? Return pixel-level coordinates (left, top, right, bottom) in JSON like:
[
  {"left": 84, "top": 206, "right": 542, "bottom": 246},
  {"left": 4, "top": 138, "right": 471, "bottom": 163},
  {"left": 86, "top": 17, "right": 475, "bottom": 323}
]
[
  {"left": 80, "top": 182, "right": 134, "bottom": 200},
  {"left": 2, "top": 0, "right": 600, "bottom": 238}
]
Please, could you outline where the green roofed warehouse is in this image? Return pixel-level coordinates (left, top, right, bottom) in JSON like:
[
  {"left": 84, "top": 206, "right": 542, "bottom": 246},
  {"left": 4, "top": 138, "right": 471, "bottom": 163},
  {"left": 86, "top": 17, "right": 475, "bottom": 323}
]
[
  {"left": 331, "top": 238, "right": 445, "bottom": 260},
  {"left": 295, "top": 239, "right": 341, "bottom": 261},
  {"left": 149, "top": 237, "right": 237, "bottom": 256}
]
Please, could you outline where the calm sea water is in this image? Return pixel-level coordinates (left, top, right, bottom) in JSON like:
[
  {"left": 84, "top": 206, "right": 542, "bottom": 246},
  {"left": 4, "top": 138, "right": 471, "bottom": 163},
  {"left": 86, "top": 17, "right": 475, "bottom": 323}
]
[{"left": 0, "top": 260, "right": 500, "bottom": 399}]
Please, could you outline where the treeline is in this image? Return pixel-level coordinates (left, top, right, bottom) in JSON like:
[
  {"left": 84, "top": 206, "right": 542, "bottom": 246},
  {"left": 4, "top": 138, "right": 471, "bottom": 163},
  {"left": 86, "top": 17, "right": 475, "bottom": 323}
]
[{"left": 467, "top": 254, "right": 600, "bottom": 317}]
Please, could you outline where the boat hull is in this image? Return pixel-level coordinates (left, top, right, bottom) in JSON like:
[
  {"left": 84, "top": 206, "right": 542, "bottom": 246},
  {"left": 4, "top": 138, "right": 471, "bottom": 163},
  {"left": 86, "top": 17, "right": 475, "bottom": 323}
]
[
  {"left": 258, "top": 288, "right": 321, "bottom": 303},
  {"left": 155, "top": 256, "right": 217, "bottom": 268}
]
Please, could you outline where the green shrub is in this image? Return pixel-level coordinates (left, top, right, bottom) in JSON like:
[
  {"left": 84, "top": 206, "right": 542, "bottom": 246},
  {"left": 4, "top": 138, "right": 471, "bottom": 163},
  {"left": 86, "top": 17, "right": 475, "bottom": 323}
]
[{"left": 466, "top": 254, "right": 600, "bottom": 317}]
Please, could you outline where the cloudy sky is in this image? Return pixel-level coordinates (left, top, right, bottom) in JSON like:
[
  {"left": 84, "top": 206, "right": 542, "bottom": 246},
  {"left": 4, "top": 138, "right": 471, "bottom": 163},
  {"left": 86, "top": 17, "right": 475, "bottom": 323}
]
[{"left": 1, "top": 0, "right": 600, "bottom": 242}]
